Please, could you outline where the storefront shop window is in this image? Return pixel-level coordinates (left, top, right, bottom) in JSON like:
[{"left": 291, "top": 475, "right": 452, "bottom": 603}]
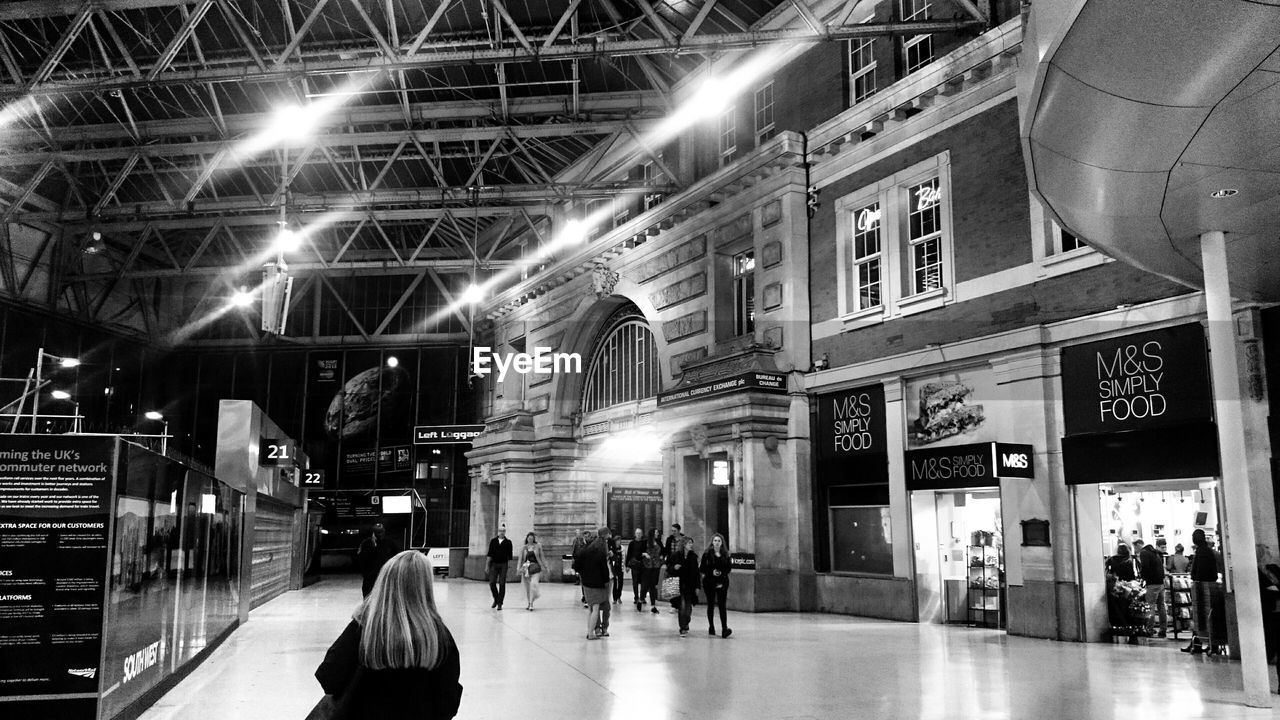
[
  {"left": 828, "top": 482, "right": 893, "bottom": 575},
  {"left": 831, "top": 506, "right": 894, "bottom": 574},
  {"left": 835, "top": 152, "right": 953, "bottom": 321}
]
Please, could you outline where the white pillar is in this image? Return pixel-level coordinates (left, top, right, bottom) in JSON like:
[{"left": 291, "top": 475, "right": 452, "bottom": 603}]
[{"left": 1200, "top": 230, "right": 1271, "bottom": 707}]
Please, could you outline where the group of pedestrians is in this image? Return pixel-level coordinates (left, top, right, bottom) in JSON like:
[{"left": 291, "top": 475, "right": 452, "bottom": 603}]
[
  {"left": 1105, "top": 529, "right": 1226, "bottom": 654},
  {"left": 573, "top": 522, "right": 734, "bottom": 639}
]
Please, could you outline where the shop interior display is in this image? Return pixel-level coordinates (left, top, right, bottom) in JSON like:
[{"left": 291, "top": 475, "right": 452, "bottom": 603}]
[
  {"left": 1098, "top": 483, "right": 1219, "bottom": 643},
  {"left": 967, "top": 531, "right": 1003, "bottom": 628}
]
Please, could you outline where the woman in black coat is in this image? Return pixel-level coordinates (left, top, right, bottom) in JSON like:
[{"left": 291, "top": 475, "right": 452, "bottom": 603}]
[
  {"left": 700, "top": 533, "right": 732, "bottom": 638},
  {"left": 667, "top": 536, "right": 700, "bottom": 636},
  {"left": 314, "top": 551, "right": 463, "bottom": 719}
]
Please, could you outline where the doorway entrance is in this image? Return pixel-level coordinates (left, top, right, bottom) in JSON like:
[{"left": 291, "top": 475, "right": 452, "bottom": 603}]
[
  {"left": 1096, "top": 479, "right": 1221, "bottom": 645},
  {"left": 912, "top": 488, "right": 1005, "bottom": 628}
]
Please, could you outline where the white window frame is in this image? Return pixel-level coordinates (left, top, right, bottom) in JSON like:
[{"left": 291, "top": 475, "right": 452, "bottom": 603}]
[
  {"left": 848, "top": 31, "right": 877, "bottom": 106},
  {"left": 719, "top": 105, "right": 737, "bottom": 167},
  {"left": 754, "top": 82, "right": 776, "bottom": 146},
  {"left": 732, "top": 249, "right": 756, "bottom": 336},
  {"left": 835, "top": 151, "right": 954, "bottom": 324},
  {"left": 642, "top": 160, "right": 664, "bottom": 210},
  {"left": 900, "top": 0, "right": 933, "bottom": 74}
]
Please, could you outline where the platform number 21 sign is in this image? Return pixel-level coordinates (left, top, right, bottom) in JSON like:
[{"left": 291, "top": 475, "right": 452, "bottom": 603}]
[{"left": 260, "top": 438, "right": 297, "bottom": 466}]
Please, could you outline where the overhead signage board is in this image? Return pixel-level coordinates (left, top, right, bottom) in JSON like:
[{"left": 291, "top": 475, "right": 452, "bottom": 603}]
[
  {"left": 656, "top": 371, "right": 787, "bottom": 407},
  {"left": 1060, "top": 323, "right": 1212, "bottom": 436},
  {"left": 904, "top": 442, "right": 1035, "bottom": 491},
  {"left": 0, "top": 436, "right": 116, "bottom": 719},
  {"left": 301, "top": 469, "right": 325, "bottom": 487},
  {"left": 816, "top": 384, "right": 886, "bottom": 458},
  {"left": 259, "top": 438, "right": 297, "bottom": 467},
  {"left": 413, "top": 425, "right": 486, "bottom": 445}
]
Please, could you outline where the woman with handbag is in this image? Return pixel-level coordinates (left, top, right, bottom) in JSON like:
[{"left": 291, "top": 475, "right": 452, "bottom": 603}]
[
  {"left": 520, "top": 532, "right": 548, "bottom": 611},
  {"left": 700, "top": 533, "right": 732, "bottom": 638},
  {"left": 641, "top": 529, "right": 664, "bottom": 615},
  {"left": 312, "top": 550, "right": 462, "bottom": 720},
  {"left": 666, "top": 536, "right": 700, "bottom": 636}
]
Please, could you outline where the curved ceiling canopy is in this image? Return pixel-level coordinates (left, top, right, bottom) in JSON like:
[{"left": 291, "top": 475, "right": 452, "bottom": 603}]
[{"left": 1020, "top": 0, "right": 1280, "bottom": 301}]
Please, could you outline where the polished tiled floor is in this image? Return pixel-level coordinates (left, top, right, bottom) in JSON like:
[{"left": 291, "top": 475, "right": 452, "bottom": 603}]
[{"left": 137, "top": 575, "right": 1277, "bottom": 720}]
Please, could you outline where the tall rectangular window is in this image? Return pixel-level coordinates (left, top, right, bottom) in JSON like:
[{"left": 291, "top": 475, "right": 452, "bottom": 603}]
[
  {"left": 848, "top": 37, "right": 877, "bottom": 105},
  {"left": 907, "top": 177, "right": 943, "bottom": 294},
  {"left": 900, "top": 0, "right": 933, "bottom": 74},
  {"left": 836, "top": 152, "right": 952, "bottom": 319},
  {"left": 852, "top": 202, "right": 883, "bottom": 310},
  {"left": 754, "top": 82, "right": 775, "bottom": 145},
  {"left": 733, "top": 250, "right": 755, "bottom": 336},
  {"left": 719, "top": 106, "right": 737, "bottom": 167},
  {"left": 642, "top": 160, "right": 664, "bottom": 210}
]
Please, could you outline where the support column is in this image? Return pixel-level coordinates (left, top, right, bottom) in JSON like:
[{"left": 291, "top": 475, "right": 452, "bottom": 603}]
[{"left": 1200, "top": 230, "right": 1271, "bottom": 707}]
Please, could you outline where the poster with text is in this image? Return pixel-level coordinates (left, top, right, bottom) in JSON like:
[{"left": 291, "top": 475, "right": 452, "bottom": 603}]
[{"left": 0, "top": 436, "right": 116, "bottom": 716}]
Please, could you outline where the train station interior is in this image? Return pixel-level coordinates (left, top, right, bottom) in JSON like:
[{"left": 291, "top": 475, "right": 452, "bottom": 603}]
[{"left": 2, "top": 0, "right": 1280, "bottom": 718}]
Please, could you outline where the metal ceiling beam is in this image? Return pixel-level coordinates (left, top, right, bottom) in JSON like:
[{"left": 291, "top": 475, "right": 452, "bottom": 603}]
[
  {"left": 1, "top": 21, "right": 986, "bottom": 98},
  {"left": 0, "top": 0, "right": 198, "bottom": 20},
  {"left": 28, "top": 205, "right": 549, "bottom": 231},
  {"left": 2, "top": 91, "right": 662, "bottom": 144},
  {"left": 68, "top": 258, "right": 521, "bottom": 282},
  {"left": 0, "top": 120, "right": 657, "bottom": 163}
]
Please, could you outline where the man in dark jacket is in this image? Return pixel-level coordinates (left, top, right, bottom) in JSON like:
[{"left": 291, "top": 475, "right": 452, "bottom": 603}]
[
  {"left": 664, "top": 523, "right": 686, "bottom": 560},
  {"left": 485, "top": 526, "right": 513, "bottom": 610},
  {"left": 356, "top": 523, "right": 400, "bottom": 597},
  {"left": 575, "top": 528, "right": 612, "bottom": 638},
  {"left": 1138, "top": 539, "right": 1167, "bottom": 636},
  {"left": 625, "top": 528, "right": 646, "bottom": 608}
]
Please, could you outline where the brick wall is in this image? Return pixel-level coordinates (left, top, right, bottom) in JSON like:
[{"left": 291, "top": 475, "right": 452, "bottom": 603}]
[
  {"left": 814, "top": 263, "right": 1194, "bottom": 366},
  {"left": 809, "top": 100, "right": 1032, "bottom": 321}
]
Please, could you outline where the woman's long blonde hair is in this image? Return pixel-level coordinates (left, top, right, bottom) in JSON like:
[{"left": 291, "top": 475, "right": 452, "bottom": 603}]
[{"left": 355, "top": 550, "right": 449, "bottom": 670}]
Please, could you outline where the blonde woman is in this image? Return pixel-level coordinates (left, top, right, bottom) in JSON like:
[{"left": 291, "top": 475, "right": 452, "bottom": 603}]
[
  {"left": 314, "top": 551, "right": 462, "bottom": 718},
  {"left": 520, "top": 532, "right": 549, "bottom": 610}
]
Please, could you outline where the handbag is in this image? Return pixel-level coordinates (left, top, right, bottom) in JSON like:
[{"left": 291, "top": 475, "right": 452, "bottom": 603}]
[
  {"left": 659, "top": 576, "right": 681, "bottom": 601},
  {"left": 527, "top": 561, "right": 542, "bottom": 575}
]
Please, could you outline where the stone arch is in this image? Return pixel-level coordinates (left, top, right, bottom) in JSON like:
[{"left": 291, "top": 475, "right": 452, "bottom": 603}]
[{"left": 550, "top": 288, "right": 669, "bottom": 421}]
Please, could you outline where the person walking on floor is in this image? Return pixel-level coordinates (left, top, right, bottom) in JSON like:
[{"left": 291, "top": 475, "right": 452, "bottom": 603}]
[
  {"left": 664, "top": 523, "right": 687, "bottom": 561},
  {"left": 641, "top": 528, "right": 664, "bottom": 614},
  {"left": 1138, "top": 539, "right": 1167, "bottom": 637},
  {"left": 486, "top": 526, "right": 513, "bottom": 611},
  {"left": 609, "top": 529, "right": 625, "bottom": 604},
  {"left": 356, "top": 522, "right": 400, "bottom": 598},
  {"left": 626, "top": 528, "right": 646, "bottom": 609},
  {"left": 313, "top": 551, "right": 462, "bottom": 719},
  {"left": 571, "top": 528, "right": 590, "bottom": 606},
  {"left": 667, "top": 536, "right": 700, "bottom": 637},
  {"left": 1183, "top": 529, "right": 1219, "bottom": 655},
  {"left": 700, "top": 533, "right": 733, "bottom": 638},
  {"left": 575, "top": 528, "right": 612, "bottom": 639},
  {"left": 519, "top": 532, "right": 548, "bottom": 611}
]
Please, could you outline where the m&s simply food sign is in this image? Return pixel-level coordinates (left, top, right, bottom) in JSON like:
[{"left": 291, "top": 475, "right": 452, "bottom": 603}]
[{"left": 1060, "top": 323, "right": 1212, "bottom": 436}]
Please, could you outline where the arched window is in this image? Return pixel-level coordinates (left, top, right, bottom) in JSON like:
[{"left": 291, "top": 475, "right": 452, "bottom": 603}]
[{"left": 581, "top": 311, "right": 660, "bottom": 413}]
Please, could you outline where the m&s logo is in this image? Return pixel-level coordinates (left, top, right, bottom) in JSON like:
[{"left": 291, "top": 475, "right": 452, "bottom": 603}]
[{"left": 1001, "top": 453, "right": 1028, "bottom": 470}]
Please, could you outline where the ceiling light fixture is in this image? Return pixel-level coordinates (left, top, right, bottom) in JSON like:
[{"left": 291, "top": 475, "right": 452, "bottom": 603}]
[
  {"left": 230, "top": 287, "right": 254, "bottom": 308},
  {"left": 1210, "top": 188, "right": 1238, "bottom": 198}
]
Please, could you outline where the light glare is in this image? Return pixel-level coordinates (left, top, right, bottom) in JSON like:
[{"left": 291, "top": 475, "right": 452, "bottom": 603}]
[
  {"left": 145, "top": 411, "right": 164, "bottom": 420},
  {"left": 460, "top": 284, "right": 484, "bottom": 304},
  {"left": 231, "top": 287, "right": 254, "bottom": 308},
  {"left": 274, "top": 227, "right": 302, "bottom": 253},
  {"left": 386, "top": 356, "right": 399, "bottom": 368},
  {"left": 58, "top": 357, "right": 80, "bottom": 368},
  {"left": 50, "top": 390, "right": 71, "bottom": 400}
]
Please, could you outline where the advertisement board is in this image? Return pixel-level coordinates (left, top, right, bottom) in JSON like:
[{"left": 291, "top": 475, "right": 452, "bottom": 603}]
[
  {"left": 0, "top": 436, "right": 116, "bottom": 720},
  {"left": 1060, "top": 323, "right": 1212, "bottom": 436}
]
